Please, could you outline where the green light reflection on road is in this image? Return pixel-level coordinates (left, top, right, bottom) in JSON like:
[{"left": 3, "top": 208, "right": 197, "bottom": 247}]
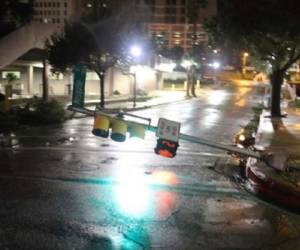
[{"left": 114, "top": 167, "right": 154, "bottom": 218}]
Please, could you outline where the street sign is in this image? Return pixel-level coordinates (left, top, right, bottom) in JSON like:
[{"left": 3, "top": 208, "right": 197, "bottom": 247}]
[
  {"left": 72, "top": 64, "right": 86, "bottom": 108},
  {"left": 156, "top": 118, "right": 181, "bottom": 142}
]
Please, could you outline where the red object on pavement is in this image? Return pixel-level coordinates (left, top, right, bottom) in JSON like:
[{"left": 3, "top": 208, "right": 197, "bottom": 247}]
[{"left": 246, "top": 158, "right": 300, "bottom": 212}]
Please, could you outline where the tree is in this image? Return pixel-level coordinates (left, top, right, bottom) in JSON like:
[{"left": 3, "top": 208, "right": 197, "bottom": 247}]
[
  {"left": 206, "top": 0, "right": 300, "bottom": 117},
  {"left": 0, "top": 0, "right": 34, "bottom": 37},
  {"left": 46, "top": 0, "right": 135, "bottom": 108},
  {"left": 160, "top": 46, "right": 184, "bottom": 63},
  {"left": 5, "top": 73, "right": 17, "bottom": 85},
  {"left": 186, "top": 0, "right": 208, "bottom": 97}
]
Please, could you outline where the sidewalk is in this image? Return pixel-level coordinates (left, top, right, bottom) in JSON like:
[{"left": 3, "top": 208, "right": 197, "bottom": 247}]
[
  {"left": 246, "top": 107, "right": 300, "bottom": 211},
  {"left": 84, "top": 90, "right": 187, "bottom": 111},
  {"left": 69, "top": 88, "right": 212, "bottom": 114}
]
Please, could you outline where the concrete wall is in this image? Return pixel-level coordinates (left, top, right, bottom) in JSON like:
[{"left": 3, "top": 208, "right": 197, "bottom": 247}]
[
  {"left": 0, "top": 22, "right": 59, "bottom": 69},
  {"left": 0, "top": 65, "right": 159, "bottom": 97}
]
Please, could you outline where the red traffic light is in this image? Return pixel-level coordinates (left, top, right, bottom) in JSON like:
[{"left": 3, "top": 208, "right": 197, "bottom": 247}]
[{"left": 154, "top": 139, "right": 179, "bottom": 158}]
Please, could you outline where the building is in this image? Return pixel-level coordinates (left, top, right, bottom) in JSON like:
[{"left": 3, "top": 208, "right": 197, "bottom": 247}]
[
  {"left": 0, "top": 1, "right": 166, "bottom": 98},
  {"left": 135, "top": 0, "right": 217, "bottom": 51},
  {"left": 32, "top": 0, "right": 87, "bottom": 28}
]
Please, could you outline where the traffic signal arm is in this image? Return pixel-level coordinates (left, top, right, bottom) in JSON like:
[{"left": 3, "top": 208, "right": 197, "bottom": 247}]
[{"left": 68, "top": 106, "right": 261, "bottom": 159}]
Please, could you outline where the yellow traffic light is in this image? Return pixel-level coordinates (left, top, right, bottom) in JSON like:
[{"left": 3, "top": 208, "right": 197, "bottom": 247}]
[
  {"left": 129, "top": 123, "right": 146, "bottom": 140},
  {"left": 111, "top": 119, "right": 128, "bottom": 142},
  {"left": 92, "top": 114, "right": 110, "bottom": 138}
]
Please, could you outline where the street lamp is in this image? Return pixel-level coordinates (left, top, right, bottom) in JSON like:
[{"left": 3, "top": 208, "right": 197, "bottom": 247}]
[
  {"left": 242, "top": 52, "right": 249, "bottom": 76},
  {"left": 130, "top": 45, "right": 142, "bottom": 108},
  {"left": 130, "top": 45, "right": 142, "bottom": 58}
]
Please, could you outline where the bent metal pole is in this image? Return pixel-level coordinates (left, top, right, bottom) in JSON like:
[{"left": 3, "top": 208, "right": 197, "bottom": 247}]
[{"left": 69, "top": 106, "right": 261, "bottom": 159}]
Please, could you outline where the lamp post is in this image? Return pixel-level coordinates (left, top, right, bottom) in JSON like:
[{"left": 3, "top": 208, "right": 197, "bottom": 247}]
[
  {"left": 130, "top": 45, "right": 142, "bottom": 108},
  {"left": 242, "top": 52, "right": 249, "bottom": 76}
]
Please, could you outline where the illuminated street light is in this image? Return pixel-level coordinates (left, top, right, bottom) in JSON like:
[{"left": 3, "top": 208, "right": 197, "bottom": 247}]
[
  {"left": 242, "top": 52, "right": 249, "bottom": 76},
  {"left": 130, "top": 45, "right": 142, "bottom": 108},
  {"left": 130, "top": 45, "right": 142, "bottom": 58},
  {"left": 212, "top": 61, "right": 220, "bottom": 69}
]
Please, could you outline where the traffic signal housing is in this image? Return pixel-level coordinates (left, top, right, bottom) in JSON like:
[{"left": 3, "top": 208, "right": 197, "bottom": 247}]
[{"left": 154, "top": 138, "right": 179, "bottom": 158}]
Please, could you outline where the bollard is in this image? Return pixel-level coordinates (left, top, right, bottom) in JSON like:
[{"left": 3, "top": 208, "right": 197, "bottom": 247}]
[{"left": 184, "top": 81, "right": 187, "bottom": 90}]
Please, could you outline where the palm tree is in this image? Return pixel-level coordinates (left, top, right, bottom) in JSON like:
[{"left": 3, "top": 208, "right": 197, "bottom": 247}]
[{"left": 6, "top": 72, "right": 17, "bottom": 85}]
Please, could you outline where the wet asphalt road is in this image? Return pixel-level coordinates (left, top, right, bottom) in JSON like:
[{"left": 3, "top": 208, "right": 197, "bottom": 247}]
[{"left": 0, "top": 81, "right": 300, "bottom": 250}]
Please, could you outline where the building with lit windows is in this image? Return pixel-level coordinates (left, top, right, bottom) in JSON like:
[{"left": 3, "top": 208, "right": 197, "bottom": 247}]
[
  {"left": 135, "top": 0, "right": 217, "bottom": 51},
  {"left": 32, "top": 0, "right": 86, "bottom": 27}
]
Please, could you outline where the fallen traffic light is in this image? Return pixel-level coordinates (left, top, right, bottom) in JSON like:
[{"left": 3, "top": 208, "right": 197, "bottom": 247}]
[
  {"left": 154, "top": 138, "right": 179, "bottom": 158},
  {"left": 92, "top": 114, "right": 110, "bottom": 138},
  {"left": 111, "top": 118, "right": 128, "bottom": 142},
  {"left": 128, "top": 123, "right": 146, "bottom": 140},
  {"left": 92, "top": 112, "right": 150, "bottom": 143}
]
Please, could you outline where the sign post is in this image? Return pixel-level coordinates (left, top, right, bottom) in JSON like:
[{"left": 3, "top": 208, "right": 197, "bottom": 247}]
[
  {"left": 72, "top": 65, "right": 87, "bottom": 108},
  {"left": 155, "top": 118, "right": 181, "bottom": 158}
]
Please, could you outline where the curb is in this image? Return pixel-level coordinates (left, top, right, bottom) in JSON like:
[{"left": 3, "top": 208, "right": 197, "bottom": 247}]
[
  {"left": 246, "top": 158, "right": 300, "bottom": 212},
  {"left": 245, "top": 108, "right": 300, "bottom": 212},
  {"left": 77, "top": 97, "right": 190, "bottom": 115},
  {"left": 84, "top": 96, "right": 153, "bottom": 107}
]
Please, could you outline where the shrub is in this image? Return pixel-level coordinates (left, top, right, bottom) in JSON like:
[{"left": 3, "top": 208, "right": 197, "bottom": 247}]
[
  {"left": 163, "top": 78, "right": 186, "bottom": 84},
  {"left": 0, "top": 93, "right": 5, "bottom": 102},
  {"left": 0, "top": 112, "right": 18, "bottom": 132},
  {"left": 295, "top": 98, "right": 300, "bottom": 108},
  {"left": 113, "top": 90, "right": 121, "bottom": 95},
  {"left": 17, "top": 99, "right": 65, "bottom": 124},
  {"left": 136, "top": 88, "right": 148, "bottom": 96}
]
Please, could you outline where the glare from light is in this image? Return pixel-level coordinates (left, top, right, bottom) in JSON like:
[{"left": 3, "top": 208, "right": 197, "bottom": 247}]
[
  {"left": 207, "top": 90, "right": 227, "bottom": 105},
  {"left": 130, "top": 65, "right": 154, "bottom": 89},
  {"left": 115, "top": 182, "right": 151, "bottom": 217},
  {"left": 114, "top": 167, "right": 152, "bottom": 218},
  {"left": 238, "top": 134, "right": 246, "bottom": 142},
  {"left": 202, "top": 112, "right": 220, "bottom": 128},
  {"left": 212, "top": 61, "right": 220, "bottom": 69},
  {"left": 130, "top": 45, "right": 142, "bottom": 58},
  {"left": 244, "top": 52, "right": 249, "bottom": 57},
  {"left": 213, "top": 49, "right": 218, "bottom": 54},
  {"left": 155, "top": 63, "right": 176, "bottom": 72},
  {"left": 181, "top": 60, "right": 193, "bottom": 68}
]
